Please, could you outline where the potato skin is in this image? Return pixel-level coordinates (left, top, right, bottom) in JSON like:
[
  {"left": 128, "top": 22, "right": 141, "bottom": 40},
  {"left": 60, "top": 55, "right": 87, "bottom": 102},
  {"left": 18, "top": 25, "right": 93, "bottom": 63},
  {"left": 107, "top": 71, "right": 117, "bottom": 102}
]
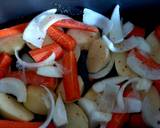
[
  {"left": 66, "top": 103, "right": 89, "bottom": 128},
  {"left": 67, "top": 29, "right": 100, "bottom": 50},
  {"left": 0, "top": 93, "right": 34, "bottom": 121},
  {"left": 24, "top": 85, "right": 50, "bottom": 115},
  {"left": 0, "top": 34, "right": 24, "bottom": 54}
]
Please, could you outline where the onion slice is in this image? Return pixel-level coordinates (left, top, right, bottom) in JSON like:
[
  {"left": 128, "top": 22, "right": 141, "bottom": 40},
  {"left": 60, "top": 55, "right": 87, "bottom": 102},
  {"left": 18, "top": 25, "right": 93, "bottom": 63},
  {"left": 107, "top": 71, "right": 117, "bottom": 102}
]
[
  {"left": 110, "top": 5, "right": 123, "bottom": 44},
  {"left": 113, "top": 97, "right": 142, "bottom": 113},
  {"left": 39, "top": 86, "right": 55, "bottom": 128},
  {"left": 123, "top": 21, "right": 134, "bottom": 38},
  {"left": 89, "top": 55, "right": 114, "bottom": 79},
  {"left": 102, "top": 35, "right": 138, "bottom": 52},
  {"left": 37, "top": 65, "right": 63, "bottom": 78},
  {"left": 15, "top": 49, "right": 56, "bottom": 69},
  {"left": 23, "top": 9, "right": 71, "bottom": 48},
  {"left": 0, "top": 77, "right": 26, "bottom": 102},
  {"left": 53, "top": 94, "right": 68, "bottom": 127},
  {"left": 83, "top": 8, "right": 113, "bottom": 34},
  {"left": 127, "top": 50, "right": 160, "bottom": 80},
  {"left": 92, "top": 76, "right": 129, "bottom": 93}
]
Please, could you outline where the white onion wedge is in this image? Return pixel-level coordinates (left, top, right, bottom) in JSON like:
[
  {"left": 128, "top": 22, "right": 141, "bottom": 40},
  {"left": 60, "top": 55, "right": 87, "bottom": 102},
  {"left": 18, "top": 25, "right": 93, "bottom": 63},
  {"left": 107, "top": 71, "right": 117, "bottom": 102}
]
[
  {"left": 113, "top": 97, "right": 142, "bottom": 113},
  {"left": 37, "top": 65, "right": 63, "bottom": 78},
  {"left": 53, "top": 94, "right": 68, "bottom": 127},
  {"left": 39, "top": 86, "right": 55, "bottom": 128},
  {"left": 0, "top": 77, "right": 26, "bottom": 102},
  {"left": 15, "top": 49, "right": 56, "bottom": 69},
  {"left": 123, "top": 21, "right": 134, "bottom": 38},
  {"left": 127, "top": 50, "right": 160, "bottom": 80},
  {"left": 83, "top": 8, "right": 113, "bottom": 34},
  {"left": 102, "top": 35, "right": 138, "bottom": 52},
  {"left": 91, "top": 111, "right": 112, "bottom": 122},
  {"left": 92, "top": 76, "right": 129, "bottom": 93},
  {"left": 116, "top": 78, "right": 140, "bottom": 110},
  {"left": 110, "top": 5, "right": 123, "bottom": 44},
  {"left": 142, "top": 86, "right": 160, "bottom": 128},
  {"left": 89, "top": 55, "right": 114, "bottom": 79},
  {"left": 23, "top": 9, "right": 71, "bottom": 48}
]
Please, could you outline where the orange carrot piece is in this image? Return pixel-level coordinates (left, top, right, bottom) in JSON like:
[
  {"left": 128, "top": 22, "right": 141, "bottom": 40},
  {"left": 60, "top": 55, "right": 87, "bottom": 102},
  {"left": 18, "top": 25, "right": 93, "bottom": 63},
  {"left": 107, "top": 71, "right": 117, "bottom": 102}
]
[
  {"left": 155, "top": 26, "right": 160, "bottom": 40},
  {"left": 0, "top": 23, "right": 28, "bottom": 38},
  {"left": 29, "top": 43, "right": 64, "bottom": 62},
  {"left": 6, "top": 70, "right": 56, "bottom": 90},
  {"left": 107, "top": 113, "right": 129, "bottom": 128},
  {"left": 0, "top": 120, "right": 55, "bottom": 128},
  {"left": 0, "top": 53, "right": 12, "bottom": 78},
  {"left": 134, "top": 49, "right": 160, "bottom": 69},
  {"left": 54, "top": 19, "right": 99, "bottom": 32},
  {"left": 128, "top": 26, "right": 145, "bottom": 37},
  {"left": 62, "top": 51, "right": 80, "bottom": 102},
  {"left": 48, "top": 26, "right": 76, "bottom": 51}
]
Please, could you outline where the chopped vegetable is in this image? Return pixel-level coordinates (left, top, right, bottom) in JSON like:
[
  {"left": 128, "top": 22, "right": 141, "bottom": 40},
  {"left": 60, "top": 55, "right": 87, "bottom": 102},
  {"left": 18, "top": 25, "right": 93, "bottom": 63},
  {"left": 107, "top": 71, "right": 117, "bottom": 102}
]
[
  {"left": 39, "top": 86, "right": 55, "bottom": 128},
  {"left": 0, "top": 53, "right": 12, "bottom": 78},
  {"left": 48, "top": 26, "right": 76, "bottom": 50},
  {"left": 37, "top": 65, "right": 63, "bottom": 78},
  {"left": 15, "top": 49, "right": 56, "bottom": 69},
  {"left": 127, "top": 26, "right": 145, "bottom": 37},
  {"left": 107, "top": 113, "right": 129, "bottom": 128},
  {"left": 0, "top": 93, "right": 34, "bottom": 121},
  {"left": 127, "top": 49, "right": 160, "bottom": 80},
  {"left": 83, "top": 8, "right": 113, "bottom": 34},
  {"left": 53, "top": 94, "right": 68, "bottom": 127},
  {"left": 29, "top": 43, "right": 64, "bottom": 62},
  {"left": 122, "top": 21, "right": 134, "bottom": 38},
  {"left": 155, "top": 26, "right": 160, "bottom": 40},
  {"left": 0, "top": 120, "right": 55, "bottom": 128},
  {"left": 110, "top": 5, "right": 124, "bottom": 44},
  {"left": 0, "top": 77, "right": 27, "bottom": 102},
  {"left": 0, "top": 23, "right": 27, "bottom": 38},
  {"left": 24, "top": 85, "right": 51, "bottom": 115},
  {"left": 54, "top": 19, "right": 98, "bottom": 32},
  {"left": 62, "top": 51, "right": 80, "bottom": 102},
  {"left": 7, "top": 71, "right": 57, "bottom": 89}
]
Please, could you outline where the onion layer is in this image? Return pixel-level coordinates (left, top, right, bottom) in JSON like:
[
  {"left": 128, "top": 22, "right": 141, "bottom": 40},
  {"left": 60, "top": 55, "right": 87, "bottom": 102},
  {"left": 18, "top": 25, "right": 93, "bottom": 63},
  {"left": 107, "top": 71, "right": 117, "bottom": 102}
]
[
  {"left": 23, "top": 9, "right": 71, "bottom": 48},
  {"left": 122, "top": 21, "right": 134, "bottom": 38}
]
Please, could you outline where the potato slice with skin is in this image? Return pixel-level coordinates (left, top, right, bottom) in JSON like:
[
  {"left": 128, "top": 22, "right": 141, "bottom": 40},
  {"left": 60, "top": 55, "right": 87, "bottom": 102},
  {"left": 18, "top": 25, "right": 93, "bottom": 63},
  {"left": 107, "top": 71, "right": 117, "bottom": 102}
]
[
  {"left": 24, "top": 85, "right": 51, "bottom": 115},
  {"left": 66, "top": 103, "right": 89, "bottom": 128},
  {"left": 0, "top": 93, "right": 34, "bottom": 121},
  {"left": 57, "top": 76, "right": 84, "bottom": 102},
  {"left": 113, "top": 52, "right": 137, "bottom": 77},
  {"left": 87, "top": 39, "right": 110, "bottom": 73},
  {"left": 0, "top": 34, "right": 24, "bottom": 54},
  {"left": 146, "top": 31, "right": 160, "bottom": 63},
  {"left": 26, "top": 34, "right": 54, "bottom": 49},
  {"left": 67, "top": 29, "right": 100, "bottom": 50}
]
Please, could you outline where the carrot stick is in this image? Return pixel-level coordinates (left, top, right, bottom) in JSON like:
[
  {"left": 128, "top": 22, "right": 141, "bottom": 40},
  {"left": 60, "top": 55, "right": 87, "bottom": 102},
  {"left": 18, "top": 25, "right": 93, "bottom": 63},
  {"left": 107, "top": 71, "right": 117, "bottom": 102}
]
[
  {"left": 62, "top": 51, "right": 80, "bottom": 102},
  {"left": 107, "top": 113, "right": 129, "bottom": 128},
  {"left": 0, "top": 53, "right": 12, "bottom": 78},
  {"left": 48, "top": 26, "right": 76, "bottom": 51},
  {"left": 127, "top": 26, "right": 145, "bottom": 37},
  {"left": 54, "top": 19, "right": 99, "bottom": 32},
  {"left": 6, "top": 70, "right": 57, "bottom": 90},
  {"left": 29, "top": 43, "right": 64, "bottom": 62},
  {"left": 0, "top": 120, "right": 55, "bottom": 128},
  {"left": 0, "top": 23, "right": 28, "bottom": 38}
]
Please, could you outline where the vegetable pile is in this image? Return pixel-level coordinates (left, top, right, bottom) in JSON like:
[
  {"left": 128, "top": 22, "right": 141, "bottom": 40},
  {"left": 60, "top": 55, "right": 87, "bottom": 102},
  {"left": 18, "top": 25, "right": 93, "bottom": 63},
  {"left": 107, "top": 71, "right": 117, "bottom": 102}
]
[{"left": 0, "top": 4, "right": 159, "bottom": 128}]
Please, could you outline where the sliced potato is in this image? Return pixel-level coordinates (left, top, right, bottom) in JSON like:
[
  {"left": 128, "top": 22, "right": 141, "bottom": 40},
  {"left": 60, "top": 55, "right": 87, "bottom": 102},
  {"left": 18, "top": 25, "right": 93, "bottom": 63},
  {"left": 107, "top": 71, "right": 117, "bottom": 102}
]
[
  {"left": 24, "top": 85, "right": 50, "bottom": 115},
  {"left": 113, "top": 52, "right": 137, "bottom": 77},
  {"left": 0, "top": 34, "right": 24, "bottom": 54},
  {"left": 26, "top": 34, "right": 53, "bottom": 49},
  {"left": 87, "top": 39, "right": 110, "bottom": 73},
  {"left": 146, "top": 31, "right": 160, "bottom": 63},
  {"left": 66, "top": 103, "right": 89, "bottom": 128},
  {"left": 67, "top": 29, "right": 100, "bottom": 50},
  {"left": 0, "top": 93, "right": 34, "bottom": 121},
  {"left": 57, "top": 76, "right": 84, "bottom": 102}
]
